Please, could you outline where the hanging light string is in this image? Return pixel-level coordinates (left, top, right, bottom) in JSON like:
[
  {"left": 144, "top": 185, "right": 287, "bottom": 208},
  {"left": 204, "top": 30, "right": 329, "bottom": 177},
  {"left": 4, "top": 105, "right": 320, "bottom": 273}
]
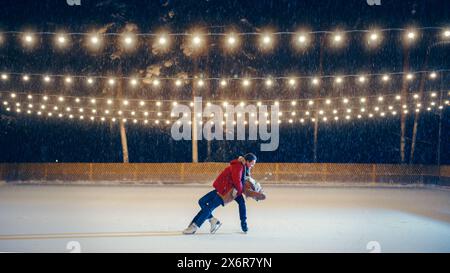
[
  {"left": 0, "top": 69, "right": 447, "bottom": 84},
  {"left": 1, "top": 26, "right": 450, "bottom": 51},
  {"left": 0, "top": 26, "right": 448, "bottom": 36}
]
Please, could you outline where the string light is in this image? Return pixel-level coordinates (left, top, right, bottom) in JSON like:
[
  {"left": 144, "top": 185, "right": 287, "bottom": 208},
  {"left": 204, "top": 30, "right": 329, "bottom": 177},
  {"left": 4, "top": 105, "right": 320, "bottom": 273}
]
[
  {"left": 242, "top": 79, "right": 251, "bottom": 87},
  {"left": 226, "top": 33, "right": 238, "bottom": 48},
  {"left": 56, "top": 34, "right": 68, "bottom": 47},
  {"left": 335, "top": 77, "right": 343, "bottom": 84},
  {"left": 220, "top": 79, "right": 227, "bottom": 87},
  {"left": 22, "top": 33, "right": 34, "bottom": 46},
  {"left": 157, "top": 34, "right": 168, "bottom": 47},
  {"left": 122, "top": 33, "right": 136, "bottom": 49},
  {"left": 88, "top": 33, "right": 102, "bottom": 49},
  {"left": 406, "top": 30, "right": 416, "bottom": 40},
  {"left": 443, "top": 29, "right": 450, "bottom": 39}
]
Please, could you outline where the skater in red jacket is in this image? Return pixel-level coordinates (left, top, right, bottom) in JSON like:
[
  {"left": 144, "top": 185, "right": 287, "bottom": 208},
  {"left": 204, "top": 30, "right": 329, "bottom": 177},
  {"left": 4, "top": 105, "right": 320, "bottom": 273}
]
[{"left": 183, "top": 153, "right": 266, "bottom": 235}]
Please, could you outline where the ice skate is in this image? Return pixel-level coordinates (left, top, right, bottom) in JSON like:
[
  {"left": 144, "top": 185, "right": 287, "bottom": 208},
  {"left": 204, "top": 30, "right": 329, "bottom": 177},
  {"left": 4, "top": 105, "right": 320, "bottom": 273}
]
[
  {"left": 209, "top": 217, "right": 222, "bottom": 234},
  {"left": 182, "top": 223, "right": 198, "bottom": 235}
]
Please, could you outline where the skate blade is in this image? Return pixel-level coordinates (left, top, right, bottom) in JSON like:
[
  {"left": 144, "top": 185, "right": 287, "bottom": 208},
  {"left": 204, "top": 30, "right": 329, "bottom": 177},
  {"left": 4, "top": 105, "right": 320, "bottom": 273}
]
[{"left": 210, "top": 222, "right": 222, "bottom": 234}]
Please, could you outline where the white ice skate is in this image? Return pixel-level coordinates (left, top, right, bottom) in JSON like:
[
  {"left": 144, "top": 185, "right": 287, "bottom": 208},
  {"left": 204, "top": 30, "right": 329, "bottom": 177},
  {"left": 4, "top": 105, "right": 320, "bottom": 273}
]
[
  {"left": 209, "top": 217, "right": 222, "bottom": 234},
  {"left": 182, "top": 223, "right": 198, "bottom": 235}
]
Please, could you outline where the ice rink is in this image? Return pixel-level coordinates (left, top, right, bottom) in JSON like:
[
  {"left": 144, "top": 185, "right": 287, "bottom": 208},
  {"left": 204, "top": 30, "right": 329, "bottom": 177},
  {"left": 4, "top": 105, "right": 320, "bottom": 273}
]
[{"left": 1, "top": 183, "right": 450, "bottom": 253}]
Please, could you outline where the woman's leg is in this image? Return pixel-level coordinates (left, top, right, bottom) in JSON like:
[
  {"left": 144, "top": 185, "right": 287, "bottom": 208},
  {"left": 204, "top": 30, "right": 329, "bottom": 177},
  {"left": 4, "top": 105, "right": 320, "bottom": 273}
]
[
  {"left": 192, "top": 192, "right": 224, "bottom": 227},
  {"left": 191, "top": 190, "right": 217, "bottom": 224}
]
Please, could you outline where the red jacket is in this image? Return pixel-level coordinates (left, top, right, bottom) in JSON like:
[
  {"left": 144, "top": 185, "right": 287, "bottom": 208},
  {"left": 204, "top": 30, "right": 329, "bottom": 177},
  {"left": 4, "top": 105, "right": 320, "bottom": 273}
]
[{"left": 213, "top": 158, "right": 245, "bottom": 203}]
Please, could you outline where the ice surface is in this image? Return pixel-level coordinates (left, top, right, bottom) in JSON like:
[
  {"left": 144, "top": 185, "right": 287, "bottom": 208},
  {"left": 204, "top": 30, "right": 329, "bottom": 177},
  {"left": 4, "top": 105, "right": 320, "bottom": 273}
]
[{"left": 0, "top": 183, "right": 449, "bottom": 252}]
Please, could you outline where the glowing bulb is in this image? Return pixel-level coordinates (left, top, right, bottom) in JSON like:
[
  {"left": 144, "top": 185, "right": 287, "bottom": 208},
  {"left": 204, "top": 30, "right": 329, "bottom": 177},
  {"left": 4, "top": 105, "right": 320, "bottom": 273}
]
[
  {"left": 333, "top": 32, "right": 343, "bottom": 44},
  {"left": 335, "top": 77, "right": 343, "bottom": 84},
  {"left": 378, "top": 96, "right": 384, "bottom": 102},
  {"left": 197, "top": 79, "right": 205, "bottom": 87},
  {"left": 23, "top": 75, "right": 30, "bottom": 82},
  {"left": 382, "top": 75, "right": 390, "bottom": 82},
  {"left": 297, "top": 34, "right": 307, "bottom": 45},
  {"left": 90, "top": 35, "right": 100, "bottom": 46},
  {"left": 139, "top": 101, "right": 145, "bottom": 106},
  {"left": 1, "top": 74, "right": 8, "bottom": 80},
  {"left": 265, "top": 79, "right": 273, "bottom": 87},
  {"left": 158, "top": 36, "right": 168, "bottom": 46},
  {"left": 122, "top": 34, "right": 135, "bottom": 48},
  {"left": 65, "top": 77, "right": 72, "bottom": 84},
  {"left": 262, "top": 35, "right": 272, "bottom": 45},
  {"left": 395, "top": 95, "right": 401, "bottom": 100},
  {"left": 87, "top": 78, "right": 94, "bottom": 85},
  {"left": 312, "top": 78, "right": 319, "bottom": 85},
  {"left": 369, "top": 33, "right": 378, "bottom": 41},
  {"left": 288, "top": 78, "right": 296, "bottom": 86},
  {"left": 108, "top": 78, "right": 115, "bottom": 86},
  {"left": 406, "top": 73, "right": 414, "bottom": 80},
  {"left": 43, "top": 76, "right": 51, "bottom": 82},
  {"left": 358, "top": 76, "right": 366, "bottom": 83},
  {"left": 326, "top": 99, "right": 331, "bottom": 105},
  {"left": 360, "top": 97, "right": 366, "bottom": 103},
  {"left": 242, "top": 79, "right": 250, "bottom": 87},
  {"left": 175, "top": 79, "right": 182, "bottom": 87},
  {"left": 192, "top": 35, "right": 202, "bottom": 46},
  {"left": 220, "top": 79, "right": 227, "bottom": 87},
  {"left": 127, "top": 78, "right": 137, "bottom": 86},
  {"left": 23, "top": 34, "right": 34, "bottom": 45},
  {"left": 443, "top": 30, "right": 450, "bottom": 38},
  {"left": 407, "top": 31, "right": 416, "bottom": 40},
  {"left": 227, "top": 35, "right": 237, "bottom": 46},
  {"left": 58, "top": 96, "right": 64, "bottom": 102},
  {"left": 153, "top": 79, "right": 161, "bottom": 87},
  {"left": 56, "top": 35, "right": 67, "bottom": 46},
  {"left": 429, "top": 72, "right": 437, "bottom": 79}
]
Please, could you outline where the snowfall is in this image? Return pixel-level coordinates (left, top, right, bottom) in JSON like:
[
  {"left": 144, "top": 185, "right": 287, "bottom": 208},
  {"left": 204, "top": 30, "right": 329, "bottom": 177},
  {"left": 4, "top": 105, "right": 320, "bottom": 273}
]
[{"left": 0, "top": 182, "right": 450, "bottom": 253}]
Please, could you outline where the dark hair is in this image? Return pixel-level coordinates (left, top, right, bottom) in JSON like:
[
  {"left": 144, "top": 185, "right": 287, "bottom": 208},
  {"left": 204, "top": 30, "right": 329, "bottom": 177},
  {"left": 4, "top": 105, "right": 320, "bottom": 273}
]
[{"left": 244, "top": 153, "right": 257, "bottom": 162}]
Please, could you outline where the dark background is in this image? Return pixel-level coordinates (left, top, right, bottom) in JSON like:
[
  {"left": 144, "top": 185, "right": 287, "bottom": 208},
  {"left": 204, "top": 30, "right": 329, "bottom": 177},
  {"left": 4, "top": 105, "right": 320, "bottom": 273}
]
[{"left": 0, "top": 0, "right": 449, "bottom": 164}]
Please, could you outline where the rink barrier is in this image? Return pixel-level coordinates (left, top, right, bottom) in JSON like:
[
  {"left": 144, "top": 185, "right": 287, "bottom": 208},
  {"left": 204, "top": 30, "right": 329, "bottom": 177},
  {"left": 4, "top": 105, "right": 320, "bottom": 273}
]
[{"left": 0, "top": 163, "right": 449, "bottom": 185}]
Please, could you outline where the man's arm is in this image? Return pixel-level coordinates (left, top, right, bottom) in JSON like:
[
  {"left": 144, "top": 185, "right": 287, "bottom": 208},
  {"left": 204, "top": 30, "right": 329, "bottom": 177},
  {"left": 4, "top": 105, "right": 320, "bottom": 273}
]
[{"left": 231, "top": 164, "right": 244, "bottom": 196}]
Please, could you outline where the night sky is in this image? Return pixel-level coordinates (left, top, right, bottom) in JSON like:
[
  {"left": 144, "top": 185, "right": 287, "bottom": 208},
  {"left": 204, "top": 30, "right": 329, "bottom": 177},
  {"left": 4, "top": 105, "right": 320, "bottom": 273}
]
[{"left": 0, "top": 0, "right": 449, "bottom": 164}]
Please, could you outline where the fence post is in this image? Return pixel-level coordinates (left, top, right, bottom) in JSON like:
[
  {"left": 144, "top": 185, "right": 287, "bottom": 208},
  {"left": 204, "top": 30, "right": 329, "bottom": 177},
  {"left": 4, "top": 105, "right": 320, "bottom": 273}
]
[
  {"left": 181, "top": 163, "right": 185, "bottom": 183},
  {"left": 275, "top": 163, "right": 279, "bottom": 183},
  {"left": 371, "top": 164, "right": 376, "bottom": 183},
  {"left": 89, "top": 163, "right": 93, "bottom": 182}
]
